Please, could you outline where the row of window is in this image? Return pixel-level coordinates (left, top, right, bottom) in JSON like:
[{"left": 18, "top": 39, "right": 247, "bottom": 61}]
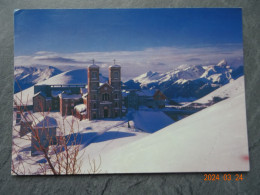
[
  {"left": 91, "top": 93, "right": 119, "bottom": 101},
  {"left": 91, "top": 84, "right": 121, "bottom": 90},
  {"left": 92, "top": 102, "right": 120, "bottom": 108}
]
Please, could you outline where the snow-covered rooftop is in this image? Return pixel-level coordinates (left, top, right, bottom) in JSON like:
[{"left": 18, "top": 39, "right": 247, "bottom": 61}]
[
  {"left": 33, "top": 91, "right": 46, "bottom": 98},
  {"left": 89, "top": 64, "right": 99, "bottom": 69},
  {"left": 74, "top": 104, "right": 87, "bottom": 113},
  {"left": 32, "top": 116, "right": 58, "bottom": 128},
  {"left": 51, "top": 90, "right": 71, "bottom": 98},
  {"left": 59, "top": 93, "right": 82, "bottom": 100},
  {"left": 109, "top": 65, "right": 121, "bottom": 68}
]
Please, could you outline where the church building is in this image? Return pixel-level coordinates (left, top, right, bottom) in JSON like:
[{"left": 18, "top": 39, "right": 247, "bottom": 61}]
[{"left": 86, "top": 63, "right": 122, "bottom": 120}]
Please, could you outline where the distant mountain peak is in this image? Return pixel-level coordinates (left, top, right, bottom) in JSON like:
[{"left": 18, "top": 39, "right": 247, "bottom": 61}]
[
  {"left": 146, "top": 70, "right": 153, "bottom": 76},
  {"left": 217, "top": 59, "right": 227, "bottom": 67}
]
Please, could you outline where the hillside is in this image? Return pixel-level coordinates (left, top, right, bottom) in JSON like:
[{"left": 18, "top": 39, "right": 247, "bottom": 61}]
[
  {"left": 99, "top": 92, "right": 249, "bottom": 173},
  {"left": 39, "top": 68, "right": 107, "bottom": 85}
]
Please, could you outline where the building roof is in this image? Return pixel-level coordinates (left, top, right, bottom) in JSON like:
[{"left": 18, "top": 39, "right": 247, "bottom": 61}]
[
  {"left": 59, "top": 93, "right": 82, "bottom": 100},
  {"left": 33, "top": 91, "right": 46, "bottom": 98},
  {"left": 51, "top": 90, "right": 71, "bottom": 98},
  {"left": 88, "top": 64, "right": 99, "bottom": 69},
  {"left": 153, "top": 90, "right": 167, "bottom": 99},
  {"left": 98, "top": 82, "right": 113, "bottom": 90},
  {"left": 109, "top": 64, "right": 121, "bottom": 68},
  {"left": 32, "top": 116, "right": 58, "bottom": 128},
  {"left": 74, "top": 104, "right": 87, "bottom": 113}
]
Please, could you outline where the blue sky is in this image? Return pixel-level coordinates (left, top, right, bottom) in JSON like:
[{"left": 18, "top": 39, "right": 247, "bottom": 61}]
[{"left": 14, "top": 9, "right": 244, "bottom": 80}]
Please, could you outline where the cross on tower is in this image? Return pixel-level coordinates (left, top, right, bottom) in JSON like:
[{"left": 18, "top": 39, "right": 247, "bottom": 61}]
[
  {"left": 92, "top": 59, "right": 95, "bottom": 65},
  {"left": 113, "top": 59, "right": 116, "bottom": 65}
]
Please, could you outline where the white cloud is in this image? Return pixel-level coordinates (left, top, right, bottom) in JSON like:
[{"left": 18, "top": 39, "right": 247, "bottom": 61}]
[{"left": 14, "top": 45, "right": 243, "bottom": 81}]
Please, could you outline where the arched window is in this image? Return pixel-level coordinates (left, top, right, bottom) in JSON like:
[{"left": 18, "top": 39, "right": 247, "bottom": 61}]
[
  {"left": 113, "top": 71, "right": 119, "bottom": 78},
  {"left": 91, "top": 71, "right": 97, "bottom": 78},
  {"left": 102, "top": 93, "right": 110, "bottom": 101}
]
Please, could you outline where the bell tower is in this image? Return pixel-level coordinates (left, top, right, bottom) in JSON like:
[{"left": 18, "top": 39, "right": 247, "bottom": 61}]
[
  {"left": 87, "top": 59, "right": 99, "bottom": 120},
  {"left": 109, "top": 60, "right": 122, "bottom": 117}
]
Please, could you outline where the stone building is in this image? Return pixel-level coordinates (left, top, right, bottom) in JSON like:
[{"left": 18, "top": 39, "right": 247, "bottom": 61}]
[
  {"left": 33, "top": 92, "right": 52, "bottom": 112},
  {"left": 33, "top": 84, "right": 85, "bottom": 113},
  {"left": 86, "top": 64, "right": 122, "bottom": 120},
  {"left": 59, "top": 93, "right": 82, "bottom": 116}
]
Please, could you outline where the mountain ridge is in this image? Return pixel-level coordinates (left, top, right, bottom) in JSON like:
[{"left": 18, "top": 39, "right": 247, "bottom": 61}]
[{"left": 124, "top": 60, "right": 243, "bottom": 100}]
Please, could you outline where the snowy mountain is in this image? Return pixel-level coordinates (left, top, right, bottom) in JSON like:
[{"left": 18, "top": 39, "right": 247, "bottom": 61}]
[
  {"left": 100, "top": 92, "right": 249, "bottom": 173},
  {"left": 124, "top": 60, "right": 244, "bottom": 101},
  {"left": 39, "top": 68, "right": 108, "bottom": 85},
  {"left": 14, "top": 66, "right": 62, "bottom": 93}
]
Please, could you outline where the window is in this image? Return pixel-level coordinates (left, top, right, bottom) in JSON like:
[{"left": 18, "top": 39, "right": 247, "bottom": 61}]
[
  {"left": 93, "top": 103, "right": 96, "bottom": 109},
  {"left": 114, "top": 93, "right": 118, "bottom": 99},
  {"left": 115, "top": 102, "right": 118, "bottom": 107},
  {"left": 91, "top": 71, "right": 97, "bottom": 79},
  {"left": 113, "top": 71, "right": 119, "bottom": 78},
  {"left": 102, "top": 93, "right": 110, "bottom": 101}
]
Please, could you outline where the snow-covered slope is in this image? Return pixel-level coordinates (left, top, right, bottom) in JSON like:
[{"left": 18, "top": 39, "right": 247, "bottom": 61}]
[
  {"left": 125, "top": 60, "right": 244, "bottom": 100},
  {"left": 14, "top": 66, "right": 62, "bottom": 93},
  {"left": 100, "top": 92, "right": 249, "bottom": 173},
  {"left": 192, "top": 76, "right": 245, "bottom": 104},
  {"left": 39, "top": 68, "right": 107, "bottom": 85},
  {"left": 14, "top": 86, "right": 34, "bottom": 105}
]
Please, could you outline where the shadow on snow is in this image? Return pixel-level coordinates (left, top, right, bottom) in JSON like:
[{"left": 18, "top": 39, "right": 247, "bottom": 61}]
[{"left": 67, "top": 131, "right": 135, "bottom": 148}]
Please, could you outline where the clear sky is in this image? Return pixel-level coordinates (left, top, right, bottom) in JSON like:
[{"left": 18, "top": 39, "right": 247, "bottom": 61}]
[{"left": 14, "top": 9, "right": 244, "bottom": 80}]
